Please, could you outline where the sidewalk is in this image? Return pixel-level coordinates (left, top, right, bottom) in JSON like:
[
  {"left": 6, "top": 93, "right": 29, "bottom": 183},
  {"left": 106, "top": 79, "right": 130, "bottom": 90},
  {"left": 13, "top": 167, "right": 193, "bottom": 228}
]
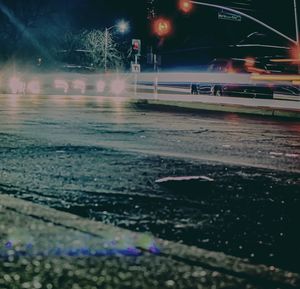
[
  {"left": 133, "top": 93, "right": 300, "bottom": 119},
  {"left": 1, "top": 194, "right": 299, "bottom": 289}
]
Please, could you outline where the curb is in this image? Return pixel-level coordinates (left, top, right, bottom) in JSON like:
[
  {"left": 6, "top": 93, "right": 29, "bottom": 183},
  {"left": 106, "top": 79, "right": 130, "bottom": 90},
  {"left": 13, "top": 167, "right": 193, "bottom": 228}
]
[
  {"left": 134, "top": 99, "right": 300, "bottom": 119},
  {"left": 0, "top": 194, "right": 299, "bottom": 288}
]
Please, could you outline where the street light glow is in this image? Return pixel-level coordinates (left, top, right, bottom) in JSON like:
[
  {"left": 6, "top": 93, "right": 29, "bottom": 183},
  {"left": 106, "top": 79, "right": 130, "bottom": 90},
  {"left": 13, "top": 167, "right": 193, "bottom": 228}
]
[
  {"left": 27, "top": 80, "right": 41, "bottom": 94},
  {"left": 72, "top": 79, "right": 86, "bottom": 94},
  {"left": 110, "top": 78, "right": 126, "bottom": 95},
  {"left": 54, "top": 79, "right": 69, "bottom": 93},
  {"left": 96, "top": 80, "right": 106, "bottom": 93},
  {"left": 9, "top": 76, "right": 25, "bottom": 94},
  {"left": 117, "top": 20, "right": 129, "bottom": 34}
]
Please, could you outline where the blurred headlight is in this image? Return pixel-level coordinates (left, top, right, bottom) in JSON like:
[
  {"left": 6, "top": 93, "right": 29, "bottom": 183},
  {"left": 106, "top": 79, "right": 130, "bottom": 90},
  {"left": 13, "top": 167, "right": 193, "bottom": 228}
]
[
  {"left": 110, "top": 78, "right": 126, "bottom": 95},
  {"left": 54, "top": 79, "right": 69, "bottom": 93},
  {"left": 72, "top": 79, "right": 86, "bottom": 94},
  {"left": 27, "top": 80, "right": 41, "bottom": 94},
  {"left": 96, "top": 80, "right": 106, "bottom": 93},
  {"left": 9, "top": 77, "right": 25, "bottom": 94}
]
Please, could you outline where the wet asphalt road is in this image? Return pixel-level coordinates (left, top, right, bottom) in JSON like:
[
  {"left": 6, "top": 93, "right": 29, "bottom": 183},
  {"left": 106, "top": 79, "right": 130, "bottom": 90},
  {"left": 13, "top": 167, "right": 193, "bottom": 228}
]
[{"left": 0, "top": 94, "right": 299, "bottom": 272}]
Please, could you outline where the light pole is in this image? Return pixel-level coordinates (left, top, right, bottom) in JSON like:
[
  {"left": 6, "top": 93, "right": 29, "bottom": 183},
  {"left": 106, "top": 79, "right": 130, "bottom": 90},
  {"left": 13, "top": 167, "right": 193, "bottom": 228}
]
[
  {"left": 151, "top": 17, "right": 172, "bottom": 96},
  {"left": 151, "top": 17, "right": 172, "bottom": 72},
  {"left": 294, "top": 0, "right": 299, "bottom": 47},
  {"left": 104, "top": 20, "right": 129, "bottom": 72}
]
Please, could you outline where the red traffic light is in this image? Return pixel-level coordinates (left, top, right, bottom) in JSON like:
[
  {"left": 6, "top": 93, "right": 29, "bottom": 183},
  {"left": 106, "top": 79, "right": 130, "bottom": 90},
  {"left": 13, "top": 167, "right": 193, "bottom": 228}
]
[
  {"left": 178, "top": 0, "right": 193, "bottom": 13},
  {"left": 153, "top": 18, "right": 172, "bottom": 37},
  {"left": 132, "top": 39, "right": 141, "bottom": 55},
  {"left": 133, "top": 41, "right": 139, "bottom": 50}
]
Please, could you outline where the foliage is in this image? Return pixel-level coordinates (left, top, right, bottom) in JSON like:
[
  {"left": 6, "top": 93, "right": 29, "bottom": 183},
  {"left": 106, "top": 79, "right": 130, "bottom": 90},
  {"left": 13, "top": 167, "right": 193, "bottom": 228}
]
[
  {"left": 0, "top": 0, "right": 127, "bottom": 70},
  {"left": 60, "top": 29, "right": 126, "bottom": 71},
  {"left": 83, "top": 29, "right": 125, "bottom": 71}
]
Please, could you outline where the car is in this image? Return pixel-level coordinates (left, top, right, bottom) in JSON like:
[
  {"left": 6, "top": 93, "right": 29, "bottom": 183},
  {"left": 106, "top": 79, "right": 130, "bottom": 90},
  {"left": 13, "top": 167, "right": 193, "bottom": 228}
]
[
  {"left": 273, "top": 85, "right": 300, "bottom": 100},
  {"left": 191, "top": 58, "right": 273, "bottom": 99},
  {"left": 213, "top": 83, "right": 273, "bottom": 99},
  {"left": 191, "top": 82, "right": 273, "bottom": 99}
]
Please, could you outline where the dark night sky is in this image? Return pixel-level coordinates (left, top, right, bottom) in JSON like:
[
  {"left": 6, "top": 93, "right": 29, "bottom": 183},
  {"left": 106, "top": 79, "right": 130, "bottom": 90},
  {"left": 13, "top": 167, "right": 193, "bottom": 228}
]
[
  {"left": 59, "top": 0, "right": 297, "bottom": 44},
  {"left": 0, "top": 0, "right": 298, "bottom": 66},
  {"left": 63, "top": 0, "right": 298, "bottom": 64}
]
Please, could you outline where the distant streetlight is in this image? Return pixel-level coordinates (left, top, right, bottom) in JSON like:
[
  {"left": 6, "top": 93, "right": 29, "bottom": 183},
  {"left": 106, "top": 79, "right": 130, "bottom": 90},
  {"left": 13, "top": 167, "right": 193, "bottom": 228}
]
[
  {"left": 104, "top": 20, "right": 129, "bottom": 72},
  {"left": 117, "top": 20, "right": 129, "bottom": 34}
]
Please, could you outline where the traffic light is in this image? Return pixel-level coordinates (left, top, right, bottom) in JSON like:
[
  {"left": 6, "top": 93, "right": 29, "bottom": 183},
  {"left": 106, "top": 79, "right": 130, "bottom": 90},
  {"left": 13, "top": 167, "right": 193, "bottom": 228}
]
[
  {"left": 132, "top": 39, "right": 141, "bottom": 56},
  {"left": 152, "top": 18, "right": 172, "bottom": 37},
  {"left": 178, "top": 0, "right": 193, "bottom": 13}
]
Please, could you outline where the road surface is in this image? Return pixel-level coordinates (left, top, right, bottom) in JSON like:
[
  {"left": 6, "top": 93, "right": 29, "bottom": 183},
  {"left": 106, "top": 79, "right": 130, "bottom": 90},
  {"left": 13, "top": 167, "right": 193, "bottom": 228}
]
[{"left": 0, "top": 93, "right": 299, "bottom": 273}]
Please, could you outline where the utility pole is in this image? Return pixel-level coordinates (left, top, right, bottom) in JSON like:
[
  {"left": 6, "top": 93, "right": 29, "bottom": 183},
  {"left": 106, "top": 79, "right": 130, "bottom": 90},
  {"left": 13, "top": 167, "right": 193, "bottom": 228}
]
[
  {"left": 153, "top": 53, "right": 160, "bottom": 97},
  {"left": 103, "top": 21, "right": 129, "bottom": 72},
  {"left": 134, "top": 54, "right": 138, "bottom": 96},
  {"left": 131, "top": 39, "right": 141, "bottom": 96},
  {"left": 294, "top": 0, "right": 299, "bottom": 46}
]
